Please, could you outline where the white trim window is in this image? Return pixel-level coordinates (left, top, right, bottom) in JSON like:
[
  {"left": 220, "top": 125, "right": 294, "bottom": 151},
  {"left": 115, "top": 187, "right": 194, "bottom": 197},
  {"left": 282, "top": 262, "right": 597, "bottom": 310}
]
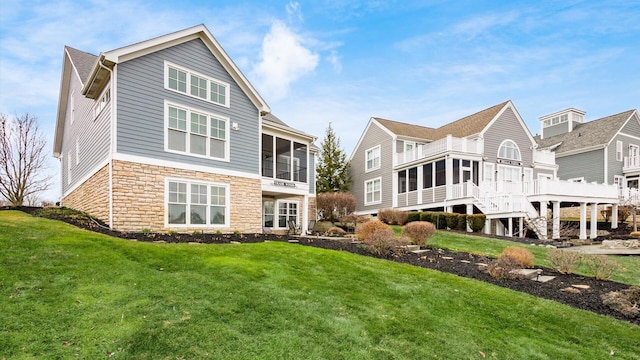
[
  {"left": 498, "top": 140, "right": 521, "bottom": 161},
  {"left": 165, "top": 61, "right": 230, "bottom": 107},
  {"left": 166, "top": 179, "right": 229, "bottom": 227},
  {"left": 365, "top": 145, "right": 381, "bottom": 171},
  {"left": 616, "top": 140, "right": 623, "bottom": 161},
  {"left": 94, "top": 87, "right": 111, "bottom": 119},
  {"left": 614, "top": 175, "right": 625, "bottom": 189},
  {"left": 364, "top": 177, "right": 382, "bottom": 205},
  {"left": 277, "top": 201, "right": 298, "bottom": 228},
  {"left": 165, "top": 102, "right": 229, "bottom": 161}
]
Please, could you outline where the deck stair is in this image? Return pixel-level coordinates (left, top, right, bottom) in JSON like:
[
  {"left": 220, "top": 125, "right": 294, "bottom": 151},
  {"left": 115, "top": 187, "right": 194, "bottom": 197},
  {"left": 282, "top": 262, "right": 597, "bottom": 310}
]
[{"left": 466, "top": 182, "right": 547, "bottom": 239}]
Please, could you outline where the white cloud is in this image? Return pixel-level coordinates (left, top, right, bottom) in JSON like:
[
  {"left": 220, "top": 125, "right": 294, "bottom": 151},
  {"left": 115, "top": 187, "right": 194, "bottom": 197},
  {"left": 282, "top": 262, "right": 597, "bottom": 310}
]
[
  {"left": 252, "top": 21, "right": 319, "bottom": 101},
  {"left": 327, "top": 50, "right": 342, "bottom": 73},
  {"left": 286, "top": 1, "right": 304, "bottom": 24}
]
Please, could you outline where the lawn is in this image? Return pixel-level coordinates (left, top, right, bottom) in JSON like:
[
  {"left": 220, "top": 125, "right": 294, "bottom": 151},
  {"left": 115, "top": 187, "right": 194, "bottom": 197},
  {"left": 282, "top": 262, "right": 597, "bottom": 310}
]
[
  {"left": 427, "top": 230, "right": 640, "bottom": 286},
  {"left": 1, "top": 210, "right": 639, "bottom": 359}
]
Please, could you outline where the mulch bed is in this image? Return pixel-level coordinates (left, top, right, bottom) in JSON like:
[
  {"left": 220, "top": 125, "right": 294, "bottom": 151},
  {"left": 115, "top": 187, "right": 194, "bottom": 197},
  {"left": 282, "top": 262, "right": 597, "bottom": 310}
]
[{"left": 11, "top": 207, "right": 639, "bottom": 325}]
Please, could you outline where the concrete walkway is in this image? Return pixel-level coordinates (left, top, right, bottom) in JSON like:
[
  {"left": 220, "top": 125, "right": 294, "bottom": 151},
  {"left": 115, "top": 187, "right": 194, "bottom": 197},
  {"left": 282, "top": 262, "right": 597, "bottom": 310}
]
[{"left": 565, "top": 245, "right": 640, "bottom": 255}]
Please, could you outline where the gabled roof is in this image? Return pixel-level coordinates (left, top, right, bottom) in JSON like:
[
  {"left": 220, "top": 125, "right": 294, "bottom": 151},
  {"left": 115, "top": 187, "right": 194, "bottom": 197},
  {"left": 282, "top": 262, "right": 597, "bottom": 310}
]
[
  {"left": 535, "top": 109, "right": 638, "bottom": 155},
  {"left": 54, "top": 24, "right": 271, "bottom": 157},
  {"left": 373, "top": 118, "right": 435, "bottom": 141},
  {"left": 373, "top": 100, "right": 510, "bottom": 141},
  {"left": 65, "top": 46, "right": 98, "bottom": 84}
]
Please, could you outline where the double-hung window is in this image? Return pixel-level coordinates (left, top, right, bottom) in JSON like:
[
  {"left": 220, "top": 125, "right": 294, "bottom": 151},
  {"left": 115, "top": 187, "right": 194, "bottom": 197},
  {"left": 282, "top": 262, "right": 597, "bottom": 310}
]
[
  {"left": 166, "top": 102, "right": 229, "bottom": 160},
  {"left": 366, "top": 145, "right": 380, "bottom": 171},
  {"left": 167, "top": 179, "right": 228, "bottom": 226},
  {"left": 365, "top": 178, "right": 381, "bottom": 205},
  {"left": 166, "top": 62, "right": 230, "bottom": 107}
]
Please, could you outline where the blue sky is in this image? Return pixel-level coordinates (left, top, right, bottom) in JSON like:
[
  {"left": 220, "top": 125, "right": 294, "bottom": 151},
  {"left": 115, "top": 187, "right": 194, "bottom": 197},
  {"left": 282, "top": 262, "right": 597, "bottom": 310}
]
[{"left": 1, "top": 0, "right": 639, "bottom": 201}]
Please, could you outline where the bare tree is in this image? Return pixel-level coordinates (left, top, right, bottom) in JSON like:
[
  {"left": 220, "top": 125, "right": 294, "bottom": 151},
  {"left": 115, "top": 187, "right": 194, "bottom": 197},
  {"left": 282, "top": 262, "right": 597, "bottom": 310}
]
[{"left": 0, "top": 113, "right": 52, "bottom": 206}]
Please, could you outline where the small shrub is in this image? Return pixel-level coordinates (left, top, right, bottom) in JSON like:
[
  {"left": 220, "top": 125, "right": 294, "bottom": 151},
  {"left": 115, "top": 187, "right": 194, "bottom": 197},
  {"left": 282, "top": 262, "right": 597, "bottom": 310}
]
[
  {"left": 420, "top": 212, "right": 433, "bottom": 223},
  {"left": 215, "top": 230, "right": 222, "bottom": 235},
  {"left": 547, "top": 249, "right": 582, "bottom": 274},
  {"left": 435, "top": 213, "right": 448, "bottom": 229},
  {"left": 378, "top": 208, "right": 409, "bottom": 225},
  {"left": 467, "top": 214, "right": 486, "bottom": 232},
  {"left": 315, "top": 220, "right": 335, "bottom": 234},
  {"left": 167, "top": 230, "right": 178, "bottom": 235},
  {"left": 339, "top": 214, "right": 369, "bottom": 232},
  {"left": 355, "top": 219, "right": 391, "bottom": 241},
  {"left": 402, "top": 221, "right": 436, "bottom": 246},
  {"left": 500, "top": 247, "right": 534, "bottom": 268},
  {"left": 365, "top": 228, "right": 410, "bottom": 258},
  {"left": 233, "top": 230, "right": 242, "bottom": 235},
  {"left": 487, "top": 256, "right": 523, "bottom": 280},
  {"left": 192, "top": 230, "right": 202, "bottom": 235},
  {"left": 445, "top": 213, "right": 459, "bottom": 229},
  {"left": 584, "top": 254, "right": 620, "bottom": 280},
  {"left": 618, "top": 206, "right": 631, "bottom": 224},
  {"left": 325, "top": 226, "right": 346, "bottom": 237},
  {"left": 455, "top": 215, "right": 468, "bottom": 231},
  {"left": 601, "top": 287, "right": 640, "bottom": 317},
  {"left": 406, "top": 212, "right": 421, "bottom": 223},
  {"left": 142, "top": 228, "right": 152, "bottom": 234}
]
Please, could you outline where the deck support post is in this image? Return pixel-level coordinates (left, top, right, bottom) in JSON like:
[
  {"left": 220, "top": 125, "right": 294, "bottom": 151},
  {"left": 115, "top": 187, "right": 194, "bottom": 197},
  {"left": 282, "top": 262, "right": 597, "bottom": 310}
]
[
  {"left": 466, "top": 204, "right": 473, "bottom": 233},
  {"left": 590, "top": 203, "right": 598, "bottom": 239},
  {"left": 579, "top": 202, "right": 587, "bottom": 240},
  {"left": 539, "top": 201, "right": 548, "bottom": 240},
  {"left": 552, "top": 201, "right": 560, "bottom": 239},
  {"left": 611, "top": 204, "right": 619, "bottom": 229}
]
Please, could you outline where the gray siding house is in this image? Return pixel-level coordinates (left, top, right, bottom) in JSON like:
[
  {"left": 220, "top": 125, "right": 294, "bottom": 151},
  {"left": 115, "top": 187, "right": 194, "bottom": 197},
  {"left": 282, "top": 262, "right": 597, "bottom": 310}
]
[
  {"left": 350, "top": 101, "right": 620, "bottom": 240},
  {"left": 536, "top": 108, "right": 640, "bottom": 190},
  {"left": 54, "top": 24, "right": 317, "bottom": 233}
]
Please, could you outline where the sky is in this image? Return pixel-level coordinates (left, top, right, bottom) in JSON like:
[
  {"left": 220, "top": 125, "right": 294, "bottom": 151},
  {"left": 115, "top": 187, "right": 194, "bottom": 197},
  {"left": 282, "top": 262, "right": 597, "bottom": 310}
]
[{"left": 1, "top": 0, "right": 639, "bottom": 202}]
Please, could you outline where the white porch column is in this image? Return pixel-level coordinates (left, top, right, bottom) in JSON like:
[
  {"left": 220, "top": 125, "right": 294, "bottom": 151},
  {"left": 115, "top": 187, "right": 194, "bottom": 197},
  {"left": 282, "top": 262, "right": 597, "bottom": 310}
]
[
  {"left": 507, "top": 217, "right": 513, "bottom": 237},
  {"left": 466, "top": 204, "right": 473, "bottom": 232},
  {"left": 579, "top": 202, "right": 587, "bottom": 240},
  {"left": 539, "top": 201, "right": 548, "bottom": 240},
  {"left": 518, "top": 217, "right": 524, "bottom": 237},
  {"left": 302, "top": 194, "right": 309, "bottom": 234},
  {"left": 590, "top": 203, "right": 598, "bottom": 239},
  {"left": 484, "top": 218, "right": 491, "bottom": 235},
  {"left": 612, "top": 204, "right": 619, "bottom": 229},
  {"left": 552, "top": 201, "right": 561, "bottom": 239},
  {"left": 446, "top": 205, "right": 453, "bottom": 213}
]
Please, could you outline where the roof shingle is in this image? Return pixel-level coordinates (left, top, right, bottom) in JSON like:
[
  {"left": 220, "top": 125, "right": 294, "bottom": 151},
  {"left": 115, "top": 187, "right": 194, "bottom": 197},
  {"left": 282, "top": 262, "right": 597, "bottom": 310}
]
[
  {"left": 535, "top": 110, "right": 637, "bottom": 154},
  {"left": 65, "top": 46, "right": 98, "bottom": 84}
]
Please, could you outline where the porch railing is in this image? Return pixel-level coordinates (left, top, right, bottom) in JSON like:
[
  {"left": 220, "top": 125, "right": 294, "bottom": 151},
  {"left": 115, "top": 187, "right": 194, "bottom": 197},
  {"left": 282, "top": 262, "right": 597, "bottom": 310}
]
[
  {"left": 395, "top": 135, "right": 482, "bottom": 166},
  {"left": 623, "top": 156, "right": 640, "bottom": 171}
]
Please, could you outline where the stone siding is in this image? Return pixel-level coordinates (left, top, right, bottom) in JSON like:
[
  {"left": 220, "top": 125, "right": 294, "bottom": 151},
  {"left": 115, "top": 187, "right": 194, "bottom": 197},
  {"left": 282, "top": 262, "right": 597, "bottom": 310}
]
[
  {"left": 111, "top": 160, "right": 262, "bottom": 233},
  {"left": 62, "top": 164, "right": 110, "bottom": 224}
]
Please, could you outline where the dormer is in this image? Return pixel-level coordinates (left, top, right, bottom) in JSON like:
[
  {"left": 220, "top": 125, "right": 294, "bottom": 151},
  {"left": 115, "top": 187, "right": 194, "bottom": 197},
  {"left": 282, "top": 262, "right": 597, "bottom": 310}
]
[{"left": 539, "top": 108, "right": 586, "bottom": 139}]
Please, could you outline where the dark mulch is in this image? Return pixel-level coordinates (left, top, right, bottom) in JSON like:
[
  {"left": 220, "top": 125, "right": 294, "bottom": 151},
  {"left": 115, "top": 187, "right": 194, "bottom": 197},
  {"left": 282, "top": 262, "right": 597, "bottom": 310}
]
[{"left": 8, "top": 206, "right": 639, "bottom": 325}]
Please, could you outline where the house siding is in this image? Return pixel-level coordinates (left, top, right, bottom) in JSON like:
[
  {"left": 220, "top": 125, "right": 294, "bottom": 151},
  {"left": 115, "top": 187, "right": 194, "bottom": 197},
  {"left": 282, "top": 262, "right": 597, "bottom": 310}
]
[
  {"left": 116, "top": 38, "right": 260, "bottom": 175},
  {"left": 351, "top": 121, "right": 394, "bottom": 213},
  {"left": 556, "top": 149, "right": 605, "bottom": 182},
  {"left": 61, "top": 71, "right": 111, "bottom": 195},
  {"left": 482, "top": 107, "right": 535, "bottom": 181},
  {"left": 543, "top": 122, "right": 569, "bottom": 139}
]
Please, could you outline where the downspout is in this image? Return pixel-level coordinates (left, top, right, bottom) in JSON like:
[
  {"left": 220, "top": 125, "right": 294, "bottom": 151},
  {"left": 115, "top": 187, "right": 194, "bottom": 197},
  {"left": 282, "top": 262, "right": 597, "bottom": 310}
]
[{"left": 97, "top": 59, "right": 115, "bottom": 229}]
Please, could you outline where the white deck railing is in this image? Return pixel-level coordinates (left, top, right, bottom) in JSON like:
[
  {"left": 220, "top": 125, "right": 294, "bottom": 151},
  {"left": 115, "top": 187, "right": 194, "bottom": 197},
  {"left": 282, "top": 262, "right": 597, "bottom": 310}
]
[
  {"left": 396, "top": 135, "right": 482, "bottom": 166},
  {"left": 532, "top": 149, "right": 555, "bottom": 165}
]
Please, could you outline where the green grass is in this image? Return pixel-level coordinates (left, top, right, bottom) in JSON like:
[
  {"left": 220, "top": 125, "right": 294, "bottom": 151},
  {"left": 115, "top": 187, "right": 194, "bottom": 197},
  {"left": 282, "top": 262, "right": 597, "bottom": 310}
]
[
  {"left": 427, "top": 231, "right": 640, "bottom": 286},
  {"left": 1, "top": 211, "right": 639, "bottom": 359}
]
